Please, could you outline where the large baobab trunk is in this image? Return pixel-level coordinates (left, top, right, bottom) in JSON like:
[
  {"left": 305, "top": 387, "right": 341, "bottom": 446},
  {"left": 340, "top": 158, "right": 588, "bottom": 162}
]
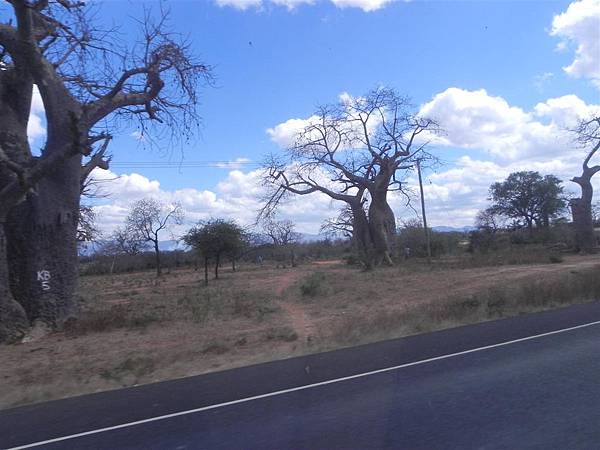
[
  {"left": 571, "top": 171, "right": 598, "bottom": 253},
  {"left": 368, "top": 180, "right": 396, "bottom": 266},
  {"left": 571, "top": 198, "right": 595, "bottom": 252},
  {"left": 570, "top": 117, "right": 600, "bottom": 253},
  {"left": 7, "top": 152, "right": 81, "bottom": 327},
  {"left": 349, "top": 202, "right": 376, "bottom": 269}
]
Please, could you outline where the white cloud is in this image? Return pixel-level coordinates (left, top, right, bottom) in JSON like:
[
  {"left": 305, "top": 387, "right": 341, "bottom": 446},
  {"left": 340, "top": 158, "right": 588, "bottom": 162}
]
[
  {"left": 330, "top": 0, "right": 394, "bottom": 12},
  {"left": 551, "top": 0, "right": 600, "bottom": 87},
  {"left": 410, "top": 87, "right": 600, "bottom": 226},
  {"left": 533, "top": 72, "right": 554, "bottom": 91},
  {"left": 88, "top": 167, "right": 337, "bottom": 236},
  {"left": 418, "top": 87, "right": 599, "bottom": 162},
  {"left": 271, "top": 0, "right": 315, "bottom": 10},
  {"left": 216, "top": 0, "right": 394, "bottom": 11},
  {"left": 266, "top": 115, "right": 321, "bottom": 148},
  {"left": 215, "top": 0, "right": 262, "bottom": 10}
]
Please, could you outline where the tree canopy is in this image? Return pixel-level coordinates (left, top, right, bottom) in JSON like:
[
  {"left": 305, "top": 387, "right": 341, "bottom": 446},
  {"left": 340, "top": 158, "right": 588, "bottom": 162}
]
[
  {"left": 183, "top": 219, "right": 247, "bottom": 283},
  {"left": 489, "top": 171, "right": 566, "bottom": 232}
]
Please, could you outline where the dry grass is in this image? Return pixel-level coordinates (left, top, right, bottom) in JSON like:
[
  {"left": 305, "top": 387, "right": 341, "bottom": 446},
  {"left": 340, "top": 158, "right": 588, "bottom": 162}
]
[{"left": 1, "top": 255, "right": 599, "bottom": 409}]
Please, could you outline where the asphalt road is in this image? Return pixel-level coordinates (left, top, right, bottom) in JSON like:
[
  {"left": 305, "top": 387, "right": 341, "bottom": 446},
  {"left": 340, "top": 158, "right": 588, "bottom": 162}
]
[{"left": 3, "top": 301, "right": 600, "bottom": 450}]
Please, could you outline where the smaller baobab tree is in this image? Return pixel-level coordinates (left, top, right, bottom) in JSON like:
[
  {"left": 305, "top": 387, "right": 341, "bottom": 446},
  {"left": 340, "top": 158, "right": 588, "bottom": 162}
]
[
  {"left": 570, "top": 116, "right": 600, "bottom": 253},
  {"left": 125, "top": 199, "right": 184, "bottom": 277}
]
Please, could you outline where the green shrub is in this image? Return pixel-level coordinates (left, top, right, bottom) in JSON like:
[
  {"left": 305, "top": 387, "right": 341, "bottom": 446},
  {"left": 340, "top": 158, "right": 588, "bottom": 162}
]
[
  {"left": 548, "top": 253, "right": 564, "bottom": 264},
  {"left": 300, "top": 272, "right": 327, "bottom": 297}
]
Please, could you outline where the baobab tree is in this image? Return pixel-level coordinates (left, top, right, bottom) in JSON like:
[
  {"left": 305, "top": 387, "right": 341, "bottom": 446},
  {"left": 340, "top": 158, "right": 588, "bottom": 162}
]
[
  {"left": 570, "top": 116, "right": 600, "bottom": 253},
  {"left": 0, "top": 1, "right": 211, "bottom": 342},
  {"left": 263, "top": 219, "right": 301, "bottom": 246},
  {"left": 261, "top": 87, "right": 439, "bottom": 268}
]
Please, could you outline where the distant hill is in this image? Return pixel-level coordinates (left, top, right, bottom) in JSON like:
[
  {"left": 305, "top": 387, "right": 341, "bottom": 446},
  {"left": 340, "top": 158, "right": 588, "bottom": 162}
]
[
  {"left": 431, "top": 226, "right": 476, "bottom": 233},
  {"left": 78, "top": 239, "right": 188, "bottom": 257}
]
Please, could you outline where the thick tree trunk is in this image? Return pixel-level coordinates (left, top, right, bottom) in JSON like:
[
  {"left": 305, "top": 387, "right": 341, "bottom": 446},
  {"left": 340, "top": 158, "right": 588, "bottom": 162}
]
[
  {"left": 571, "top": 198, "right": 596, "bottom": 253},
  {"left": 215, "top": 254, "right": 220, "bottom": 279},
  {"left": 349, "top": 202, "right": 375, "bottom": 269},
  {"left": 368, "top": 191, "right": 396, "bottom": 266},
  {"left": 571, "top": 172, "right": 598, "bottom": 253},
  {"left": 6, "top": 154, "right": 81, "bottom": 327}
]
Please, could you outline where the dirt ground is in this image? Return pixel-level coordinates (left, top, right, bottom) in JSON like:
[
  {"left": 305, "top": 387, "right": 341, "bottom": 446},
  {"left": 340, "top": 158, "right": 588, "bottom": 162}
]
[{"left": 1, "top": 255, "right": 599, "bottom": 409}]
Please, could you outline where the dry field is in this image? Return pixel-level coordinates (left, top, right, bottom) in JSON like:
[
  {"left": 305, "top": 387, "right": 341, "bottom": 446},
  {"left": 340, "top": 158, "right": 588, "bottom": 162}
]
[{"left": 1, "top": 254, "right": 599, "bottom": 409}]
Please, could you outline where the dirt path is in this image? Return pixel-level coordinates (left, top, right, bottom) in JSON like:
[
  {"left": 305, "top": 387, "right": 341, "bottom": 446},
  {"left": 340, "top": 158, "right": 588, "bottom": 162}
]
[{"left": 275, "top": 269, "right": 316, "bottom": 344}]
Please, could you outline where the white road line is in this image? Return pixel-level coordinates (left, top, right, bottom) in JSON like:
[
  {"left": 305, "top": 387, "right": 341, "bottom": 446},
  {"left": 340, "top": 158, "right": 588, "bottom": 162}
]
[{"left": 8, "top": 319, "right": 600, "bottom": 450}]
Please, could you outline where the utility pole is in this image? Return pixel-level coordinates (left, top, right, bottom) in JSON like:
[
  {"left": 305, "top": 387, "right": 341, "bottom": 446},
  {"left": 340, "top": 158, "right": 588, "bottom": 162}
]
[{"left": 416, "top": 158, "right": 432, "bottom": 263}]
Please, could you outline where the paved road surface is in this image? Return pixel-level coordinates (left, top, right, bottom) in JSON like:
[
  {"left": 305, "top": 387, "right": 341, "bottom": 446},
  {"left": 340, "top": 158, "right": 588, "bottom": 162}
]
[{"left": 2, "top": 301, "right": 600, "bottom": 449}]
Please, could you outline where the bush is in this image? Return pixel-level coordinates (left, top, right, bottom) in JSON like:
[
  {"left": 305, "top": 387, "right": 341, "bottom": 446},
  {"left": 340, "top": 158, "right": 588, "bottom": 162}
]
[
  {"left": 300, "top": 272, "right": 327, "bottom": 297},
  {"left": 548, "top": 253, "right": 564, "bottom": 264}
]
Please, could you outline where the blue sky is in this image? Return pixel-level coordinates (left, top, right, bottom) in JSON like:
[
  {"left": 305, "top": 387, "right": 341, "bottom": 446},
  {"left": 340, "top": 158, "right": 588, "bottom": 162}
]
[{"left": 28, "top": 0, "right": 600, "bottom": 234}]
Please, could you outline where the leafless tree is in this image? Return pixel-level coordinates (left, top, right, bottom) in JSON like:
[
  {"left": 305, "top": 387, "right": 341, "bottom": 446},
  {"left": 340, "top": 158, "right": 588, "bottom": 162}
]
[
  {"left": 262, "top": 219, "right": 301, "bottom": 267},
  {"left": 320, "top": 206, "right": 355, "bottom": 240},
  {"left": 261, "top": 87, "right": 439, "bottom": 269},
  {"left": 125, "top": 199, "right": 184, "bottom": 277},
  {"left": 110, "top": 227, "right": 147, "bottom": 256},
  {"left": 570, "top": 116, "right": 600, "bottom": 253},
  {"left": 263, "top": 219, "right": 301, "bottom": 246},
  {"left": 76, "top": 205, "right": 99, "bottom": 243},
  {"left": 0, "top": 1, "right": 210, "bottom": 342}
]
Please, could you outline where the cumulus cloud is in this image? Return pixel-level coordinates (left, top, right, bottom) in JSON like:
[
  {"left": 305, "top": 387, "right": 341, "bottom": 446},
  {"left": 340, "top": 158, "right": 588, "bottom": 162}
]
[
  {"left": 271, "top": 0, "right": 316, "bottom": 9},
  {"left": 409, "top": 87, "right": 600, "bottom": 226},
  {"left": 550, "top": 0, "right": 600, "bottom": 87},
  {"left": 418, "top": 87, "right": 599, "bottom": 162},
  {"left": 330, "top": 0, "right": 394, "bottom": 12},
  {"left": 266, "top": 115, "right": 321, "bottom": 148},
  {"left": 88, "top": 167, "right": 337, "bottom": 236},
  {"left": 215, "top": 0, "right": 262, "bottom": 10},
  {"left": 216, "top": 0, "right": 394, "bottom": 11}
]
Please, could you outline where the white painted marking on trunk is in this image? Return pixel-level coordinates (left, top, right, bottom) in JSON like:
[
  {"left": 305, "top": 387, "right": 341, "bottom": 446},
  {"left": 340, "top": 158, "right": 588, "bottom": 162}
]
[{"left": 8, "top": 319, "right": 600, "bottom": 450}]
